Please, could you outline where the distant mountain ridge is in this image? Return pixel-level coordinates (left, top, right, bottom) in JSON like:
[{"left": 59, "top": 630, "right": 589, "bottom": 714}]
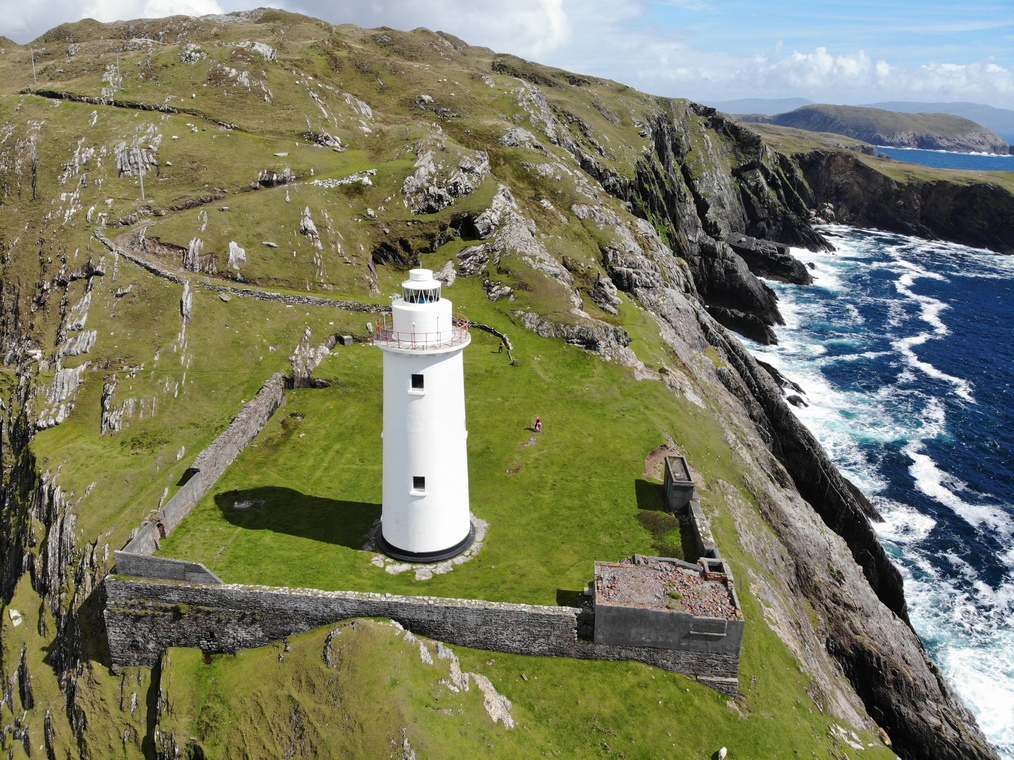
[
  {"left": 738, "top": 104, "right": 1010, "bottom": 154},
  {"left": 864, "top": 101, "right": 1014, "bottom": 145},
  {"left": 708, "top": 98, "right": 1014, "bottom": 150}
]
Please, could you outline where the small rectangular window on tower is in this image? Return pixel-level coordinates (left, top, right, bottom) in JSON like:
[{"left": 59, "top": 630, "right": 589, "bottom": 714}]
[
  {"left": 412, "top": 476, "right": 426, "bottom": 492},
  {"left": 411, "top": 373, "right": 424, "bottom": 390}
]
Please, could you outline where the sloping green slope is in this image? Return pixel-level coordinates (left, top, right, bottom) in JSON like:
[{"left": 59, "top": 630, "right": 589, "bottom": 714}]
[{"left": 0, "top": 9, "right": 992, "bottom": 760}]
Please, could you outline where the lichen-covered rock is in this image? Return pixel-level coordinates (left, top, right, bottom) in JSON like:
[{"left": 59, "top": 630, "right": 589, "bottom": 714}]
[
  {"left": 289, "top": 327, "right": 335, "bottom": 389},
  {"left": 183, "top": 238, "right": 215, "bottom": 273},
  {"left": 501, "top": 127, "right": 543, "bottom": 150},
  {"left": 300, "top": 207, "right": 322, "bottom": 250},
  {"left": 227, "top": 242, "right": 246, "bottom": 271},
  {"left": 589, "top": 276, "right": 621, "bottom": 314},
  {"left": 401, "top": 144, "right": 490, "bottom": 214},
  {"left": 456, "top": 245, "right": 489, "bottom": 277},
  {"left": 114, "top": 125, "right": 161, "bottom": 178},
  {"left": 59, "top": 330, "right": 96, "bottom": 357},
  {"left": 257, "top": 167, "right": 295, "bottom": 187},
  {"left": 472, "top": 185, "right": 576, "bottom": 301},
  {"left": 483, "top": 279, "right": 512, "bottom": 302},
  {"left": 36, "top": 363, "right": 88, "bottom": 429},
  {"left": 240, "top": 41, "right": 276, "bottom": 61},
  {"left": 434, "top": 261, "right": 456, "bottom": 287},
  {"left": 179, "top": 44, "right": 205, "bottom": 63},
  {"left": 514, "top": 309, "right": 631, "bottom": 355}
]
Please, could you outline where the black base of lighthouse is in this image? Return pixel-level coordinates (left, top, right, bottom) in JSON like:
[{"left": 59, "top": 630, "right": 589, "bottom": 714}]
[{"left": 375, "top": 523, "right": 475, "bottom": 563}]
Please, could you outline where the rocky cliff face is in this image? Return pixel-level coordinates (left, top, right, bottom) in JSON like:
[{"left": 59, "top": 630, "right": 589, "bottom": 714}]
[
  {"left": 793, "top": 150, "right": 1014, "bottom": 254},
  {"left": 0, "top": 11, "right": 1002, "bottom": 759}
]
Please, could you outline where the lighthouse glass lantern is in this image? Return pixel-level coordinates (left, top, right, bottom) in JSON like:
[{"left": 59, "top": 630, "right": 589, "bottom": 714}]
[{"left": 374, "top": 269, "right": 474, "bottom": 561}]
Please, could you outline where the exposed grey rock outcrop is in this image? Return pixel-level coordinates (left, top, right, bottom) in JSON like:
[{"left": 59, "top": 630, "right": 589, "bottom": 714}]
[
  {"left": 300, "top": 207, "right": 323, "bottom": 250},
  {"left": 289, "top": 327, "right": 336, "bottom": 389},
  {"left": 36, "top": 363, "right": 87, "bottom": 429},
  {"left": 501, "top": 127, "right": 543, "bottom": 150},
  {"left": 59, "top": 330, "right": 97, "bottom": 357},
  {"left": 401, "top": 145, "right": 490, "bottom": 214},
  {"left": 727, "top": 234, "right": 812, "bottom": 285},
  {"left": 114, "top": 125, "right": 161, "bottom": 177},
  {"left": 513, "top": 310, "right": 631, "bottom": 355},
  {"left": 226, "top": 241, "right": 246, "bottom": 271},
  {"left": 257, "top": 167, "right": 295, "bottom": 187},
  {"left": 179, "top": 44, "right": 205, "bottom": 63},
  {"left": 479, "top": 185, "right": 575, "bottom": 294}
]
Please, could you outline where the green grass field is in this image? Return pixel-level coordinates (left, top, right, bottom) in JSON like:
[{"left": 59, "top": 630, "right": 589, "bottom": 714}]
[
  {"left": 147, "top": 272, "right": 897, "bottom": 758},
  {"left": 158, "top": 322, "right": 695, "bottom": 603}
]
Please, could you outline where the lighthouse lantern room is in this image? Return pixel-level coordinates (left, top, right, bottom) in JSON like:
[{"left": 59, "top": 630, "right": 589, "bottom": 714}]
[{"left": 374, "top": 269, "right": 474, "bottom": 562}]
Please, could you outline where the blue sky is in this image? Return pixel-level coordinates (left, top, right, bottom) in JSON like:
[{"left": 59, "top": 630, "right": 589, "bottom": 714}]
[{"left": 0, "top": 0, "right": 1011, "bottom": 108}]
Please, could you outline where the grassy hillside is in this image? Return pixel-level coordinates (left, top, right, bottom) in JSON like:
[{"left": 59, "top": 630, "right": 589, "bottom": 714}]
[
  {"left": 146, "top": 619, "right": 894, "bottom": 759},
  {"left": 0, "top": 9, "right": 989, "bottom": 759}
]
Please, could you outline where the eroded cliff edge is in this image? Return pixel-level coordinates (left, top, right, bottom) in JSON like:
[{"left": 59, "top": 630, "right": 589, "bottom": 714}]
[
  {"left": 794, "top": 150, "right": 1014, "bottom": 255},
  {"left": 0, "top": 13, "right": 1003, "bottom": 759},
  {"left": 583, "top": 108, "right": 995, "bottom": 757}
]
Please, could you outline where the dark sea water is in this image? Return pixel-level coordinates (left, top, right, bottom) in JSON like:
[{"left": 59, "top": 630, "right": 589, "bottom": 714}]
[
  {"left": 747, "top": 226, "right": 1014, "bottom": 758},
  {"left": 875, "top": 146, "right": 1014, "bottom": 171}
]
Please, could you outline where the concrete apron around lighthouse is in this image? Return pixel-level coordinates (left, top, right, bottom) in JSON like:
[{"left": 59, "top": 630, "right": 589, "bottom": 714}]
[{"left": 375, "top": 269, "right": 475, "bottom": 562}]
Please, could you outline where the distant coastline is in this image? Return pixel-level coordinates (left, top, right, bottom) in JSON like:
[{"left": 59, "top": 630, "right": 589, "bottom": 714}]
[{"left": 874, "top": 146, "right": 1014, "bottom": 171}]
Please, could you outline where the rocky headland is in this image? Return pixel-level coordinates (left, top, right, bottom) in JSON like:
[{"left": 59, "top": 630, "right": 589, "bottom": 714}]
[
  {"left": 0, "top": 10, "right": 1005, "bottom": 759},
  {"left": 743, "top": 103, "right": 1011, "bottom": 155}
]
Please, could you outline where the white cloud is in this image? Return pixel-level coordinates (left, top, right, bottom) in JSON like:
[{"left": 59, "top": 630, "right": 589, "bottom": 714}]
[
  {"left": 0, "top": 0, "right": 1010, "bottom": 109},
  {"left": 0, "top": 0, "right": 224, "bottom": 39},
  {"left": 740, "top": 49, "right": 1014, "bottom": 106},
  {"left": 143, "top": 0, "right": 224, "bottom": 18}
]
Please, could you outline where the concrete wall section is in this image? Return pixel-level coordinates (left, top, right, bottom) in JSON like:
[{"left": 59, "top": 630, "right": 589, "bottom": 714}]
[
  {"left": 123, "top": 523, "right": 160, "bottom": 556},
  {"left": 103, "top": 578, "right": 739, "bottom": 691},
  {"left": 594, "top": 603, "right": 743, "bottom": 655},
  {"left": 663, "top": 456, "right": 696, "bottom": 511},
  {"left": 114, "top": 552, "right": 222, "bottom": 584}
]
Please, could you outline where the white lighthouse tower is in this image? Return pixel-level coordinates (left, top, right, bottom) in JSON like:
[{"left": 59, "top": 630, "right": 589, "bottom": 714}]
[{"left": 374, "top": 269, "right": 474, "bottom": 562}]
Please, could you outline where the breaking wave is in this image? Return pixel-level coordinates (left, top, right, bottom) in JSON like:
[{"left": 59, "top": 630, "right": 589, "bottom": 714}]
[{"left": 748, "top": 225, "right": 1014, "bottom": 758}]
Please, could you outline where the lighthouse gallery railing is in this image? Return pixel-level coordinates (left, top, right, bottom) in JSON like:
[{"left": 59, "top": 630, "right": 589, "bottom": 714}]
[{"left": 373, "top": 314, "right": 470, "bottom": 350}]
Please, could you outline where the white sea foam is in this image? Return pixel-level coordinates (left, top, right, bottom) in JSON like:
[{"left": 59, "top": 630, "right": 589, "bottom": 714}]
[
  {"left": 903, "top": 561, "right": 1014, "bottom": 755},
  {"left": 874, "top": 497, "right": 936, "bottom": 544},
  {"left": 759, "top": 226, "right": 1014, "bottom": 758},
  {"left": 904, "top": 441, "right": 1012, "bottom": 532},
  {"left": 749, "top": 345, "right": 890, "bottom": 492},
  {"left": 879, "top": 255, "right": 978, "bottom": 401},
  {"left": 876, "top": 144, "right": 1014, "bottom": 158}
]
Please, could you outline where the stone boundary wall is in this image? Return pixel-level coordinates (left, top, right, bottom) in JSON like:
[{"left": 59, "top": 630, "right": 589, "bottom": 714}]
[
  {"left": 595, "top": 600, "right": 744, "bottom": 655},
  {"left": 664, "top": 456, "right": 719, "bottom": 559},
  {"left": 104, "top": 578, "right": 739, "bottom": 694},
  {"left": 95, "top": 228, "right": 388, "bottom": 314},
  {"left": 122, "top": 373, "right": 287, "bottom": 555}
]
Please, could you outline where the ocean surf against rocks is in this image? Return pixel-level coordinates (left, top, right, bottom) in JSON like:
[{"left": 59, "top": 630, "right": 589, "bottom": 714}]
[{"left": 748, "top": 225, "right": 1014, "bottom": 758}]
